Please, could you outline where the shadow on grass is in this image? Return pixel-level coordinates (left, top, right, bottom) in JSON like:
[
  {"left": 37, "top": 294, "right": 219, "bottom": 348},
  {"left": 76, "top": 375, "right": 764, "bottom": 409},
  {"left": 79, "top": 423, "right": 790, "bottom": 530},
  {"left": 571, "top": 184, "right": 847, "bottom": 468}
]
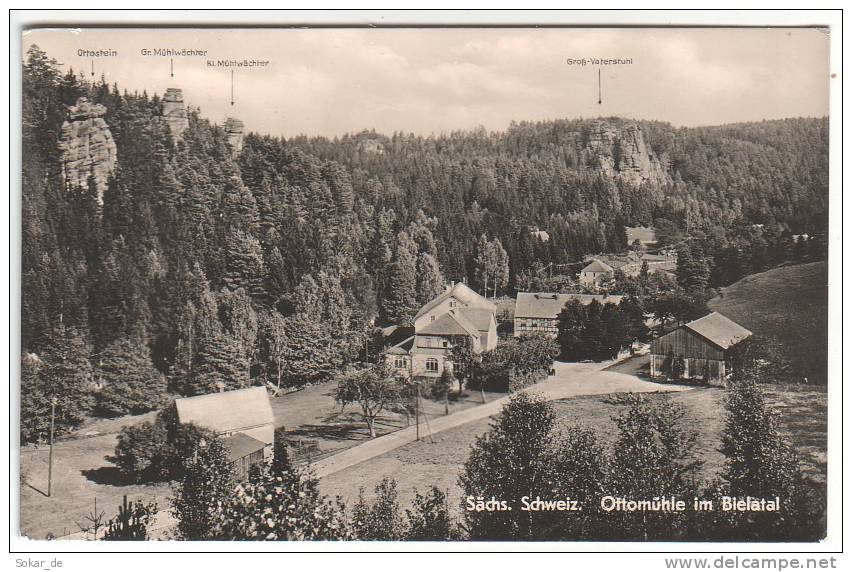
[
  {"left": 22, "top": 480, "right": 48, "bottom": 497},
  {"left": 286, "top": 423, "right": 370, "bottom": 442},
  {"left": 285, "top": 409, "right": 409, "bottom": 442},
  {"left": 82, "top": 466, "right": 137, "bottom": 486}
]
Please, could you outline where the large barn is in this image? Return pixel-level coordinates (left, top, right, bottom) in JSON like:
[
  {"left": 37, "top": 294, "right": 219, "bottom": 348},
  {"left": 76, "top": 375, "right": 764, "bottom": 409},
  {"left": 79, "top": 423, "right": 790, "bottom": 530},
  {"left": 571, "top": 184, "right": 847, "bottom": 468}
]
[
  {"left": 650, "top": 312, "right": 752, "bottom": 383},
  {"left": 175, "top": 386, "right": 275, "bottom": 480}
]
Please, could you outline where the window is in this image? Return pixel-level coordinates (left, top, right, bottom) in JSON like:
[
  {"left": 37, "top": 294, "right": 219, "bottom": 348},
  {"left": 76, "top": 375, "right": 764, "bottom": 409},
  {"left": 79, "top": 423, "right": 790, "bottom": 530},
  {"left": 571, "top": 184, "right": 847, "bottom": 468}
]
[
  {"left": 442, "top": 340, "right": 448, "bottom": 348},
  {"left": 425, "top": 358, "right": 439, "bottom": 372},
  {"left": 431, "top": 315, "right": 436, "bottom": 322},
  {"left": 394, "top": 357, "right": 407, "bottom": 369},
  {"left": 449, "top": 300, "right": 457, "bottom": 308}
]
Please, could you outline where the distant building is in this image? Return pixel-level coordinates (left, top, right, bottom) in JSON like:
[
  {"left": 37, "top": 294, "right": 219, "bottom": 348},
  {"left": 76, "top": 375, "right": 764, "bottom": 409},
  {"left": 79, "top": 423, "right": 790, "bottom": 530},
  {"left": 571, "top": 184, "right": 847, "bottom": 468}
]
[
  {"left": 514, "top": 292, "right": 624, "bottom": 337},
  {"left": 650, "top": 312, "right": 752, "bottom": 383},
  {"left": 386, "top": 282, "right": 497, "bottom": 378},
  {"left": 174, "top": 386, "right": 275, "bottom": 479},
  {"left": 529, "top": 227, "right": 550, "bottom": 242},
  {"left": 578, "top": 259, "right": 614, "bottom": 286}
]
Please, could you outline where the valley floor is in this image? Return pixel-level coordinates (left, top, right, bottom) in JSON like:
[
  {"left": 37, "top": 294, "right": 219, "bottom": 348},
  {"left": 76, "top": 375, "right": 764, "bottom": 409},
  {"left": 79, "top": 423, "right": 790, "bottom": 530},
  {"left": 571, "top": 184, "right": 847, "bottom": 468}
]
[{"left": 18, "top": 356, "right": 827, "bottom": 541}]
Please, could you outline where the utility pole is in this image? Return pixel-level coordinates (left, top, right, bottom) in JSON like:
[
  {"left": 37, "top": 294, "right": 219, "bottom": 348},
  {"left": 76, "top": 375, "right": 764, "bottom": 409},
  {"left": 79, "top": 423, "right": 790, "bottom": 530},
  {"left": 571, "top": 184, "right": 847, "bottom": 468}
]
[
  {"left": 415, "top": 382, "right": 420, "bottom": 441},
  {"left": 48, "top": 398, "right": 56, "bottom": 497}
]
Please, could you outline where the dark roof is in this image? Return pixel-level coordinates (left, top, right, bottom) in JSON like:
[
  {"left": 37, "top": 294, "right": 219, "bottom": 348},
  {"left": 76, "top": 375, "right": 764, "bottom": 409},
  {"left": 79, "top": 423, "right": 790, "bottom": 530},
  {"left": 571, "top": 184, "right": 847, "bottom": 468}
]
[
  {"left": 175, "top": 386, "right": 274, "bottom": 435},
  {"left": 386, "top": 336, "right": 414, "bottom": 355},
  {"left": 683, "top": 312, "right": 752, "bottom": 350},
  {"left": 515, "top": 292, "right": 625, "bottom": 319},
  {"left": 383, "top": 325, "right": 414, "bottom": 348},
  {"left": 581, "top": 259, "right": 614, "bottom": 273},
  {"left": 418, "top": 311, "right": 479, "bottom": 338},
  {"left": 414, "top": 282, "right": 495, "bottom": 320},
  {"left": 222, "top": 432, "right": 266, "bottom": 462}
]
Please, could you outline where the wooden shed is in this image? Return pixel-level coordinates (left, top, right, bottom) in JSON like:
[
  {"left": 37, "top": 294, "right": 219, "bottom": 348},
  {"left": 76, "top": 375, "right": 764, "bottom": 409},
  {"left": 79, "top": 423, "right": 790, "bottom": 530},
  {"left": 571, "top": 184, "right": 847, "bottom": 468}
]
[
  {"left": 175, "top": 386, "right": 275, "bottom": 473},
  {"left": 650, "top": 312, "right": 752, "bottom": 383}
]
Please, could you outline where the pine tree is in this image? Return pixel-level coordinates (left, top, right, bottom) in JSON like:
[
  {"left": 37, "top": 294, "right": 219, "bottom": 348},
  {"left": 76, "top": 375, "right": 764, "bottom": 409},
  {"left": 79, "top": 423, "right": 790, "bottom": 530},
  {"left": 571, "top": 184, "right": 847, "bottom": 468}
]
[
  {"left": 380, "top": 232, "right": 419, "bottom": 326},
  {"left": 222, "top": 229, "right": 266, "bottom": 297},
  {"left": 189, "top": 330, "right": 248, "bottom": 395},
  {"left": 22, "top": 324, "right": 95, "bottom": 442},
  {"left": 415, "top": 252, "right": 444, "bottom": 304},
  {"left": 607, "top": 396, "right": 701, "bottom": 541},
  {"left": 96, "top": 334, "right": 168, "bottom": 417},
  {"left": 171, "top": 431, "right": 234, "bottom": 540}
]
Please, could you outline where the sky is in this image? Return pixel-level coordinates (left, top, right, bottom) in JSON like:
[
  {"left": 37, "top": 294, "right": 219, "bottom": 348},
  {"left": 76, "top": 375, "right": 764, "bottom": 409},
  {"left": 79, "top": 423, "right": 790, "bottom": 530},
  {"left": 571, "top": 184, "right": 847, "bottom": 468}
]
[{"left": 22, "top": 27, "right": 831, "bottom": 138}]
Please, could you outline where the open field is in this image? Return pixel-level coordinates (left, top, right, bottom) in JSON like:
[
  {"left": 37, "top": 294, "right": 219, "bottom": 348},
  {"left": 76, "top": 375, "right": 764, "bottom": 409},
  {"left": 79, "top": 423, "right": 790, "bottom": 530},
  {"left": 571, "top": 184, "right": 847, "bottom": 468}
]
[
  {"left": 320, "top": 382, "right": 827, "bottom": 518},
  {"left": 709, "top": 261, "right": 828, "bottom": 383},
  {"left": 626, "top": 226, "right": 657, "bottom": 246}
]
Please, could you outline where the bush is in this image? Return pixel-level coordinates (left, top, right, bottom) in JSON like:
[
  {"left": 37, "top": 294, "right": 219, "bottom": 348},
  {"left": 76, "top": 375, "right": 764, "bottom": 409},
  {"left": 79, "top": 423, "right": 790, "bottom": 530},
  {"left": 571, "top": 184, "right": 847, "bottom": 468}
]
[
  {"left": 352, "top": 477, "right": 406, "bottom": 540},
  {"left": 109, "top": 403, "right": 211, "bottom": 483},
  {"left": 459, "top": 392, "right": 564, "bottom": 539},
  {"left": 405, "top": 487, "right": 457, "bottom": 540},
  {"left": 468, "top": 334, "right": 558, "bottom": 393},
  {"left": 110, "top": 420, "right": 171, "bottom": 482},
  {"left": 102, "top": 495, "right": 158, "bottom": 541},
  {"left": 712, "top": 378, "right": 825, "bottom": 540},
  {"left": 210, "top": 463, "right": 350, "bottom": 541},
  {"left": 605, "top": 395, "right": 702, "bottom": 540}
]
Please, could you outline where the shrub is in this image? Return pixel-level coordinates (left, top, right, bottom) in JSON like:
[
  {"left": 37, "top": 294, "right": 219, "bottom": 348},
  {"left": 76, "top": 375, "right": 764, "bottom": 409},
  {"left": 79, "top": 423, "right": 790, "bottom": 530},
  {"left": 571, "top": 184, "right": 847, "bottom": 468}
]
[
  {"left": 468, "top": 334, "right": 558, "bottom": 393},
  {"left": 210, "top": 464, "right": 350, "bottom": 541},
  {"left": 406, "top": 486, "right": 457, "bottom": 540},
  {"left": 109, "top": 403, "right": 211, "bottom": 483},
  {"left": 712, "top": 378, "right": 825, "bottom": 540},
  {"left": 102, "top": 495, "right": 158, "bottom": 541},
  {"left": 170, "top": 430, "right": 234, "bottom": 540},
  {"left": 351, "top": 477, "right": 406, "bottom": 540},
  {"left": 605, "top": 395, "right": 702, "bottom": 541},
  {"left": 110, "top": 420, "right": 170, "bottom": 482},
  {"left": 459, "top": 392, "right": 563, "bottom": 540}
]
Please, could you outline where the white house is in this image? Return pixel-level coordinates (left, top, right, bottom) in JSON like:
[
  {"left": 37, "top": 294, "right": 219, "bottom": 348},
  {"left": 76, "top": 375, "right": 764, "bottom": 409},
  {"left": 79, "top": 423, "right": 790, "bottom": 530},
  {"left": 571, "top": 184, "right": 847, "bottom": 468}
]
[{"left": 386, "top": 282, "right": 497, "bottom": 377}]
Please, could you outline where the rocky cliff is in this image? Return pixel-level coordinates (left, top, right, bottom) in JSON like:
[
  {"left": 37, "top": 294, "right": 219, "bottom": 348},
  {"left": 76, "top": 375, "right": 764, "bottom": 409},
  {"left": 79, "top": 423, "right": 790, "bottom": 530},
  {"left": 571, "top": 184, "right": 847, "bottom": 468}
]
[
  {"left": 224, "top": 117, "right": 244, "bottom": 156},
  {"left": 585, "top": 120, "right": 669, "bottom": 186},
  {"left": 162, "top": 88, "right": 189, "bottom": 139},
  {"left": 59, "top": 97, "right": 117, "bottom": 203}
]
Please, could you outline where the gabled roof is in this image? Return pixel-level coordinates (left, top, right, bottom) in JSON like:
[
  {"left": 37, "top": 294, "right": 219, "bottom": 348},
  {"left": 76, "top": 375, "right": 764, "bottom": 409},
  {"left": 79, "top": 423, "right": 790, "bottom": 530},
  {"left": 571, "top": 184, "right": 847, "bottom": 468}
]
[
  {"left": 456, "top": 307, "right": 494, "bottom": 333},
  {"left": 581, "top": 259, "right": 614, "bottom": 273},
  {"left": 222, "top": 432, "right": 266, "bottom": 462},
  {"left": 683, "top": 312, "right": 752, "bottom": 350},
  {"left": 641, "top": 253, "right": 669, "bottom": 262},
  {"left": 386, "top": 336, "right": 414, "bottom": 355},
  {"left": 175, "top": 386, "right": 274, "bottom": 435},
  {"left": 383, "top": 325, "right": 414, "bottom": 349},
  {"left": 515, "top": 292, "right": 625, "bottom": 319},
  {"left": 414, "top": 282, "right": 495, "bottom": 320},
  {"left": 418, "top": 310, "right": 479, "bottom": 338}
]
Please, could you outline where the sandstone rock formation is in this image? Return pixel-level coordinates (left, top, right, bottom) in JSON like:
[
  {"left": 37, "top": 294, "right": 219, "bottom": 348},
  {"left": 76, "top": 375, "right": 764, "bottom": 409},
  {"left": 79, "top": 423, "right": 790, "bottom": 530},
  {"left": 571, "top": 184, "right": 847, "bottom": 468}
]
[
  {"left": 224, "top": 117, "right": 244, "bottom": 156},
  {"left": 162, "top": 88, "right": 189, "bottom": 139},
  {"left": 59, "top": 97, "right": 117, "bottom": 203},
  {"left": 585, "top": 120, "right": 669, "bottom": 186}
]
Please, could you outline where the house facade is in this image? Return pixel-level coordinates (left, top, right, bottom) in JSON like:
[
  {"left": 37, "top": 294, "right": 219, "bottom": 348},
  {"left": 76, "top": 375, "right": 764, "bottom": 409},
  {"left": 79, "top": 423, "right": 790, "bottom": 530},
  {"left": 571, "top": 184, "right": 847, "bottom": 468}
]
[
  {"left": 386, "top": 282, "right": 497, "bottom": 378},
  {"left": 650, "top": 312, "right": 752, "bottom": 383},
  {"left": 174, "top": 386, "right": 275, "bottom": 477},
  {"left": 578, "top": 259, "right": 614, "bottom": 286},
  {"left": 514, "top": 292, "right": 624, "bottom": 337}
]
